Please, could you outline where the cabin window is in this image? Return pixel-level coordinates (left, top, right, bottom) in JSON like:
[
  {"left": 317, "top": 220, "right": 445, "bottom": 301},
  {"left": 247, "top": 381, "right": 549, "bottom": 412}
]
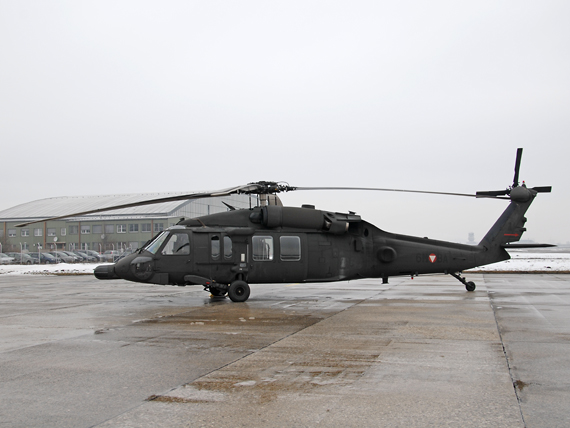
[
  {"left": 224, "top": 236, "right": 233, "bottom": 260},
  {"left": 211, "top": 236, "right": 220, "bottom": 259},
  {"left": 162, "top": 233, "right": 190, "bottom": 255},
  {"left": 280, "top": 236, "right": 301, "bottom": 261},
  {"left": 252, "top": 236, "right": 274, "bottom": 261}
]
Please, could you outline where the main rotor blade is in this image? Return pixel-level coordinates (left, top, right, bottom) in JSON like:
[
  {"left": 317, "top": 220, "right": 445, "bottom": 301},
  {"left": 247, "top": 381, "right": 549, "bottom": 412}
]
[
  {"left": 16, "top": 179, "right": 514, "bottom": 228},
  {"left": 513, "top": 148, "right": 523, "bottom": 187},
  {"left": 294, "top": 186, "right": 478, "bottom": 198},
  {"left": 15, "top": 184, "right": 253, "bottom": 227}
]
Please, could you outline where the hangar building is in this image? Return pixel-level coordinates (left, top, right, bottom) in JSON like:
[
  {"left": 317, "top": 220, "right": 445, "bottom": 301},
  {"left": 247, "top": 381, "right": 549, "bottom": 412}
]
[{"left": 0, "top": 192, "right": 255, "bottom": 254}]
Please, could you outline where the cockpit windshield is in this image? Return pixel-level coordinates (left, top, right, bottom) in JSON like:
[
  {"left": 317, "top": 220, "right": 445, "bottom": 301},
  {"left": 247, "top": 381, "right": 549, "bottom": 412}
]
[{"left": 144, "top": 231, "right": 169, "bottom": 254}]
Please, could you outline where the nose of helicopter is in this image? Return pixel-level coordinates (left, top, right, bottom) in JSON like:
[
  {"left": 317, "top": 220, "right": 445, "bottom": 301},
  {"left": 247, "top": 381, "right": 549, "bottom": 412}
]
[
  {"left": 94, "top": 263, "right": 119, "bottom": 280},
  {"left": 94, "top": 254, "right": 137, "bottom": 280}
]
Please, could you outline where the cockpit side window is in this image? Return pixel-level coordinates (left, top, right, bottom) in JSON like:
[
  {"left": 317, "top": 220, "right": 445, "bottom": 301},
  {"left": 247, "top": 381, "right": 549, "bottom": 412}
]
[
  {"left": 144, "top": 231, "right": 169, "bottom": 254},
  {"left": 162, "top": 233, "right": 191, "bottom": 255}
]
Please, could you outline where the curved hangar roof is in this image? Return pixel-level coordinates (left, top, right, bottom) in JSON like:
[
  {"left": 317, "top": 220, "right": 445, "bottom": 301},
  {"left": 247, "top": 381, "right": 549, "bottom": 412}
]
[{"left": 0, "top": 192, "right": 249, "bottom": 222}]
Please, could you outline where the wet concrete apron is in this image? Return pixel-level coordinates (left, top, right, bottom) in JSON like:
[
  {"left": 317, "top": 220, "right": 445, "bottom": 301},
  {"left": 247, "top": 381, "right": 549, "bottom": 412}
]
[{"left": 0, "top": 274, "right": 568, "bottom": 427}]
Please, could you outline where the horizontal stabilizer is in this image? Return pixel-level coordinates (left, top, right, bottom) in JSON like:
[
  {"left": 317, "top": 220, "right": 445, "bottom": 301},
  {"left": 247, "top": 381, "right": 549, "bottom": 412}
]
[{"left": 501, "top": 243, "right": 556, "bottom": 249}]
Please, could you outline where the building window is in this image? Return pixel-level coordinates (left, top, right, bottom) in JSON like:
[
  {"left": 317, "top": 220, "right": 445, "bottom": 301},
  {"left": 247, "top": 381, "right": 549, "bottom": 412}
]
[
  {"left": 141, "top": 223, "right": 152, "bottom": 233},
  {"left": 21, "top": 229, "right": 30, "bottom": 237},
  {"left": 105, "top": 225, "right": 114, "bottom": 234},
  {"left": 81, "top": 225, "right": 91, "bottom": 234},
  {"left": 117, "top": 224, "right": 127, "bottom": 233},
  {"left": 47, "top": 228, "right": 56, "bottom": 237},
  {"left": 154, "top": 223, "right": 164, "bottom": 233},
  {"left": 69, "top": 226, "right": 78, "bottom": 235},
  {"left": 280, "top": 236, "right": 301, "bottom": 261},
  {"left": 92, "top": 225, "right": 102, "bottom": 234},
  {"left": 8, "top": 229, "right": 16, "bottom": 237},
  {"left": 252, "top": 236, "right": 274, "bottom": 261},
  {"left": 129, "top": 224, "right": 139, "bottom": 233},
  {"left": 34, "top": 228, "right": 43, "bottom": 237},
  {"left": 61, "top": 228, "right": 67, "bottom": 236}
]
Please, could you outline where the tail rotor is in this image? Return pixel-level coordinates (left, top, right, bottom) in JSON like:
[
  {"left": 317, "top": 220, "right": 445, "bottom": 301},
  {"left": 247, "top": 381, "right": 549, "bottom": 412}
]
[{"left": 476, "top": 148, "right": 551, "bottom": 200}]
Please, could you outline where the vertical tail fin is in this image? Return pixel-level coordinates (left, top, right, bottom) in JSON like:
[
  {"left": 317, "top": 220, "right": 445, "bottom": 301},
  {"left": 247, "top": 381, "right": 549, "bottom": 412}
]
[
  {"left": 479, "top": 192, "right": 534, "bottom": 249},
  {"left": 476, "top": 148, "right": 551, "bottom": 253}
]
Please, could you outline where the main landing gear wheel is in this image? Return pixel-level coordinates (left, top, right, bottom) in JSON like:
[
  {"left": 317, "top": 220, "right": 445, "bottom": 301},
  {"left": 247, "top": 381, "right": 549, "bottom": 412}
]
[
  {"left": 228, "top": 280, "right": 250, "bottom": 302},
  {"left": 465, "top": 281, "right": 476, "bottom": 292}
]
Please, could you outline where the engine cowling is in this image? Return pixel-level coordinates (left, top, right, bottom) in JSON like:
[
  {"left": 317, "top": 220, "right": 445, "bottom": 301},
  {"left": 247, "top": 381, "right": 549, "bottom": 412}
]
[{"left": 251, "top": 206, "right": 356, "bottom": 235}]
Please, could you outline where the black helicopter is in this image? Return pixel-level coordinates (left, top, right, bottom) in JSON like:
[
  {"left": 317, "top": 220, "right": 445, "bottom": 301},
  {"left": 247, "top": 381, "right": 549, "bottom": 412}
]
[{"left": 18, "top": 148, "right": 551, "bottom": 302}]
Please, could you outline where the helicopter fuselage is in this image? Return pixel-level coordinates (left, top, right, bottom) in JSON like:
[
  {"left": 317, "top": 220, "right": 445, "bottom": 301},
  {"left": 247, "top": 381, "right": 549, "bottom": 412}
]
[{"left": 99, "top": 205, "right": 508, "bottom": 293}]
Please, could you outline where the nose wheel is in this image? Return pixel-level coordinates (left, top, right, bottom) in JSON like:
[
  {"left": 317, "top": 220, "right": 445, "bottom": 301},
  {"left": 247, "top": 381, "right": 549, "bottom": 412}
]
[{"left": 449, "top": 272, "right": 476, "bottom": 292}]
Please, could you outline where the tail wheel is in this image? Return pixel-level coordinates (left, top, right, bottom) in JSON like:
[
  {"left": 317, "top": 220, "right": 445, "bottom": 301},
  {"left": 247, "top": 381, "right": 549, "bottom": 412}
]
[{"left": 228, "top": 280, "right": 250, "bottom": 302}]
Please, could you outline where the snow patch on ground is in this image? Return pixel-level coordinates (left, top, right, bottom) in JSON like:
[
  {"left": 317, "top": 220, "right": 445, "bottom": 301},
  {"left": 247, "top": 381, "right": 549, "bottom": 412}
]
[
  {"left": 467, "top": 252, "right": 570, "bottom": 272},
  {"left": 0, "top": 263, "right": 111, "bottom": 276}
]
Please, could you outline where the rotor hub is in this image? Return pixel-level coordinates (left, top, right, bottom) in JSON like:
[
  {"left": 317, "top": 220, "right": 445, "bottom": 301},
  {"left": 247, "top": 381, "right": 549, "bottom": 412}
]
[
  {"left": 510, "top": 186, "right": 533, "bottom": 203},
  {"left": 242, "top": 181, "right": 296, "bottom": 195}
]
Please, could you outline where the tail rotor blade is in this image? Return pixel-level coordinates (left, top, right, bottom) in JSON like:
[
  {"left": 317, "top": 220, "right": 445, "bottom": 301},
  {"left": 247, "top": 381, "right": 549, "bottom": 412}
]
[
  {"left": 476, "top": 189, "right": 510, "bottom": 197},
  {"left": 513, "top": 148, "right": 523, "bottom": 187},
  {"left": 532, "top": 186, "right": 552, "bottom": 193}
]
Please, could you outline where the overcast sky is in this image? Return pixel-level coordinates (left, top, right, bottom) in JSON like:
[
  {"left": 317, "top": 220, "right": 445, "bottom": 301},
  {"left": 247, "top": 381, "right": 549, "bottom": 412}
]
[{"left": 1, "top": 1, "right": 569, "bottom": 244}]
